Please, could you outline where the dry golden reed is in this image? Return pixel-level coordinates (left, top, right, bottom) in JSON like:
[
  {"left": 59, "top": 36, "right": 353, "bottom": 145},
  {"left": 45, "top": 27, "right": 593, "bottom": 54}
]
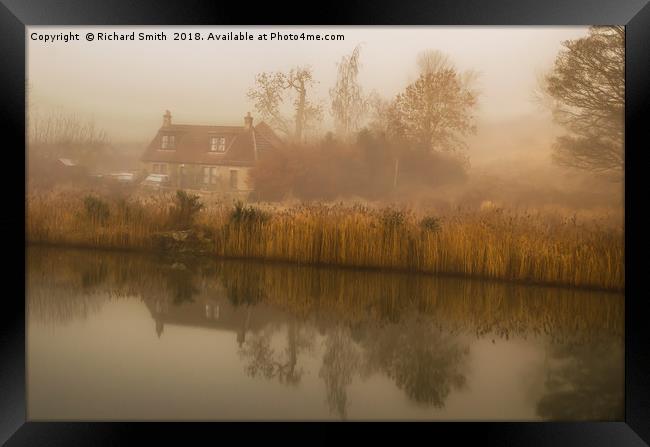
[{"left": 26, "top": 191, "right": 624, "bottom": 291}]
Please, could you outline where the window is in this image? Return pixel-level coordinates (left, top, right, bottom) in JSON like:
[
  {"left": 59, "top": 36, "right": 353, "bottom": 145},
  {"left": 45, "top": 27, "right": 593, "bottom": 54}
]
[
  {"left": 161, "top": 135, "right": 175, "bottom": 149},
  {"left": 203, "top": 166, "right": 219, "bottom": 185},
  {"left": 230, "top": 170, "right": 238, "bottom": 190},
  {"left": 210, "top": 136, "right": 226, "bottom": 152}
]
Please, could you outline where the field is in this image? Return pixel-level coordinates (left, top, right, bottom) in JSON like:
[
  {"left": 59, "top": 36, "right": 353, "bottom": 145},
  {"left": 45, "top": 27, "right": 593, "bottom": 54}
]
[{"left": 26, "top": 189, "right": 624, "bottom": 291}]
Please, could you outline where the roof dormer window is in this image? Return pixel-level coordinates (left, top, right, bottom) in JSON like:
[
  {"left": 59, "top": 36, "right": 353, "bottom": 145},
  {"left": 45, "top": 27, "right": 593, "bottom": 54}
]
[
  {"left": 210, "top": 136, "right": 226, "bottom": 153},
  {"left": 161, "top": 135, "right": 175, "bottom": 149}
]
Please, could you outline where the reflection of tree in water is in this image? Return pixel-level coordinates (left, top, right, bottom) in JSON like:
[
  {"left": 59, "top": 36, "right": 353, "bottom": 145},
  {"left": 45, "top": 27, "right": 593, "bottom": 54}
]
[
  {"left": 361, "top": 314, "right": 469, "bottom": 407},
  {"left": 239, "top": 318, "right": 315, "bottom": 386},
  {"left": 319, "top": 325, "right": 360, "bottom": 420},
  {"left": 536, "top": 338, "right": 623, "bottom": 420}
]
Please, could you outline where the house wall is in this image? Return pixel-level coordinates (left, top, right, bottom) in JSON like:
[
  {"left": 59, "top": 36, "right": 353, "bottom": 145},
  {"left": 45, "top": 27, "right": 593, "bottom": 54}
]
[{"left": 146, "top": 162, "right": 252, "bottom": 192}]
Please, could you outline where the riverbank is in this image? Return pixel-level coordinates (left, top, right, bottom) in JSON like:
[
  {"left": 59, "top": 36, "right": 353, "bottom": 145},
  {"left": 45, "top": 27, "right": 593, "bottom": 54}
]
[{"left": 26, "top": 191, "right": 624, "bottom": 291}]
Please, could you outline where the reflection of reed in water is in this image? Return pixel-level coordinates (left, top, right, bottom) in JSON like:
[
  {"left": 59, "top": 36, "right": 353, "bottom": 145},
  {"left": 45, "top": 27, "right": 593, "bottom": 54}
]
[
  {"left": 28, "top": 246, "right": 623, "bottom": 343},
  {"left": 213, "top": 260, "right": 624, "bottom": 347},
  {"left": 27, "top": 247, "right": 209, "bottom": 324}
]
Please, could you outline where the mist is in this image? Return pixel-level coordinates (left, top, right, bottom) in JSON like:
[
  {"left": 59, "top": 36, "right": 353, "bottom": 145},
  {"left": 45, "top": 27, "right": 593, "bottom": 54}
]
[
  {"left": 27, "top": 25, "right": 622, "bottom": 215},
  {"left": 25, "top": 26, "right": 626, "bottom": 422}
]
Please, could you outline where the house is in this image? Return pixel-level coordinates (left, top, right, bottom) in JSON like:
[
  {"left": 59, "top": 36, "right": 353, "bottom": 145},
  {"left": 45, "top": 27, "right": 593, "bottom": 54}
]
[{"left": 140, "top": 110, "right": 282, "bottom": 193}]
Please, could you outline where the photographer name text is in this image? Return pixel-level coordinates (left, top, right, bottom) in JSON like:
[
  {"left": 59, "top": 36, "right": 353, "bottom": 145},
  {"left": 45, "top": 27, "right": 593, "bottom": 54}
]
[{"left": 30, "top": 31, "right": 345, "bottom": 43}]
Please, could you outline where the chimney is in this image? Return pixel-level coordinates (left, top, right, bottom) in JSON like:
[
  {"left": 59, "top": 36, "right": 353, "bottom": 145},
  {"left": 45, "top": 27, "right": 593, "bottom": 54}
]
[
  {"left": 244, "top": 112, "right": 253, "bottom": 130},
  {"left": 162, "top": 110, "right": 172, "bottom": 127}
]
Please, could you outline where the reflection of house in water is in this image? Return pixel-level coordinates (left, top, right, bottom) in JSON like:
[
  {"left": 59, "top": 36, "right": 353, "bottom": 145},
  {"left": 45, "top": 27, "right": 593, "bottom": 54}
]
[{"left": 144, "top": 294, "right": 283, "bottom": 345}]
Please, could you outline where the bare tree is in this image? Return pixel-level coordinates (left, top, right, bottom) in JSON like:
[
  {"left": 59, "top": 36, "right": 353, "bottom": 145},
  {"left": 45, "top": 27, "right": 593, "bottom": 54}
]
[
  {"left": 248, "top": 66, "right": 323, "bottom": 142},
  {"left": 330, "top": 45, "right": 367, "bottom": 140},
  {"left": 418, "top": 49, "right": 480, "bottom": 92},
  {"left": 28, "top": 110, "right": 110, "bottom": 166},
  {"left": 366, "top": 91, "right": 394, "bottom": 136},
  {"left": 542, "top": 26, "right": 624, "bottom": 176},
  {"left": 416, "top": 49, "right": 454, "bottom": 76}
]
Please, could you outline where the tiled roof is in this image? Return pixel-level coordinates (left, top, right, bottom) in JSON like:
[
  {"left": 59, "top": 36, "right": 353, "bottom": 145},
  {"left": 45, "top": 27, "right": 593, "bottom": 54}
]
[
  {"left": 141, "top": 121, "right": 281, "bottom": 166},
  {"left": 253, "top": 122, "right": 284, "bottom": 153}
]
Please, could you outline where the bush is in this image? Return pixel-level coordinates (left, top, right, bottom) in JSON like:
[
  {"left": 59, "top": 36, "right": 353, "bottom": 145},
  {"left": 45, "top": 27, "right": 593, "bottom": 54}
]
[
  {"left": 249, "top": 131, "right": 468, "bottom": 202},
  {"left": 83, "top": 195, "right": 110, "bottom": 224},
  {"left": 399, "top": 148, "right": 468, "bottom": 189},
  {"left": 420, "top": 216, "right": 442, "bottom": 233},
  {"left": 249, "top": 151, "right": 294, "bottom": 201},
  {"left": 229, "top": 200, "right": 270, "bottom": 226},
  {"left": 380, "top": 208, "right": 406, "bottom": 230},
  {"left": 169, "top": 190, "right": 203, "bottom": 229}
]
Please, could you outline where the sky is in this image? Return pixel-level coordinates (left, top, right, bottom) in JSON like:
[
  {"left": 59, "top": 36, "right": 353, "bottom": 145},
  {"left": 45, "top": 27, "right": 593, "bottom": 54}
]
[{"left": 27, "top": 26, "right": 589, "bottom": 143}]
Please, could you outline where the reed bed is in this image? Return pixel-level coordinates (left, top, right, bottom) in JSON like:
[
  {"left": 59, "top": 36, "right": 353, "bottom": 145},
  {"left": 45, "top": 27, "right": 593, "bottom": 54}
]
[{"left": 26, "top": 190, "right": 624, "bottom": 291}]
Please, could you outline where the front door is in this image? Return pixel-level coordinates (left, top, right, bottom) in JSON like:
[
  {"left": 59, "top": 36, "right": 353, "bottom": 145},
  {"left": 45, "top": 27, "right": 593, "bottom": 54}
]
[{"left": 229, "top": 169, "right": 238, "bottom": 190}]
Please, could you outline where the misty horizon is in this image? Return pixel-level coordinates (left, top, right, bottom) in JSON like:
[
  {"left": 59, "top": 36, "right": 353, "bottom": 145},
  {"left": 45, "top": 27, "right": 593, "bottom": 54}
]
[{"left": 28, "top": 26, "right": 588, "bottom": 147}]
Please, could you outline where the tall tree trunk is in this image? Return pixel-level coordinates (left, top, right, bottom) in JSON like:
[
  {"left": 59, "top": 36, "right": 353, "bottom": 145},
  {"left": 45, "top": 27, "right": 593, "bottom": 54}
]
[
  {"left": 295, "top": 79, "right": 306, "bottom": 142},
  {"left": 393, "top": 157, "right": 400, "bottom": 189}
]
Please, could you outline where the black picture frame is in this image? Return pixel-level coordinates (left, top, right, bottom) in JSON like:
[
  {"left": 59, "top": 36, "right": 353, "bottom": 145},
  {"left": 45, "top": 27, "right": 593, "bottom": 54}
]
[{"left": 2, "top": 0, "right": 649, "bottom": 445}]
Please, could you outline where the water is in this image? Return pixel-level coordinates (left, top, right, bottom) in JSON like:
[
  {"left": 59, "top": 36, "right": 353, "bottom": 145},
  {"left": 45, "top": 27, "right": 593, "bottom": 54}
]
[{"left": 26, "top": 246, "right": 624, "bottom": 421}]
